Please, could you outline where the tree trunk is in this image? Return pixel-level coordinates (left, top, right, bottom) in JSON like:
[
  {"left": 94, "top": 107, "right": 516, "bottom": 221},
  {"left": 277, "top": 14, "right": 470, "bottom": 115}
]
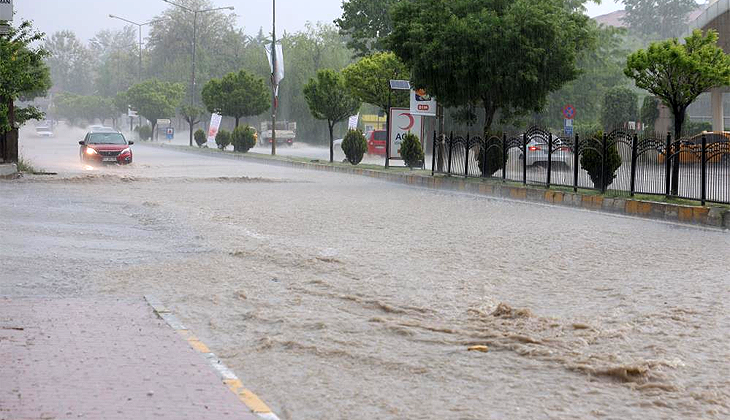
[
  {"left": 235, "top": 116, "right": 240, "bottom": 128},
  {"left": 189, "top": 120, "right": 194, "bottom": 147},
  {"left": 671, "top": 108, "right": 685, "bottom": 196},
  {"left": 482, "top": 100, "right": 497, "bottom": 136},
  {"left": 329, "top": 122, "right": 334, "bottom": 163}
]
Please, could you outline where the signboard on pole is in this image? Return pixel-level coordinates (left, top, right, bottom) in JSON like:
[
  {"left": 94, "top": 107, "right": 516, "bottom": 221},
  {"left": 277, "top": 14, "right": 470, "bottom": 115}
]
[
  {"left": 347, "top": 114, "right": 359, "bottom": 130},
  {"left": 0, "top": 0, "right": 13, "bottom": 22},
  {"left": 389, "top": 107, "right": 423, "bottom": 159},
  {"left": 564, "top": 118, "right": 573, "bottom": 136},
  {"left": 127, "top": 108, "right": 138, "bottom": 118},
  {"left": 410, "top": 89, "right": 437, "bottom": 117},
  {"left": 207, "top": 113, "right": 222, "bottom": 147},
  {"left": 562, "top": 104, "right": 576, "bottom": 120}
]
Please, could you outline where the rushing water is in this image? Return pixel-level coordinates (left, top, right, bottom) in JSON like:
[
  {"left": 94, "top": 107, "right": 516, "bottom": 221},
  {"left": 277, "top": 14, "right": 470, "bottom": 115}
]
[{"left": 3, "top": 132, "right": 729, "bottom": 419}]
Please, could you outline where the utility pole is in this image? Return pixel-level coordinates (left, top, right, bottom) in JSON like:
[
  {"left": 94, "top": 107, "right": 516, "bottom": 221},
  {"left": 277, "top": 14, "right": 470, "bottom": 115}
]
[{"left": 270, "top": 0, "right": 277, "bottom": 156}]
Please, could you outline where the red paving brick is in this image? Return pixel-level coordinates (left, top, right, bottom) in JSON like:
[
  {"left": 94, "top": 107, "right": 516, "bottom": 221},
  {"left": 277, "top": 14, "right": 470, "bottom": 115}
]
[{"left": 0, "top": 297, "right": 258, "bottom": 420}]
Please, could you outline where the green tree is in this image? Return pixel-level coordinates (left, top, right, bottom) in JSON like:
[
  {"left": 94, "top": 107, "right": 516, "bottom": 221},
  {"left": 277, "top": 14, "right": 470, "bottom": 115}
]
[
  {"left": 303, "top": 69, "right": 362, "bottom": 163},
  {"left": 180, "top": 104, "right": 204, "bottom": 147},
  {"left": 89, "top": 28, "right": 139, "bottom": 98},
  {"left": 334, "top": 0, "right": 398, "bottom": 56},
  {"left": 194, "top": 128, "right": 207, "bottom": 147},
  {"left": 601, "top": 87, "right": 638, "bottom": 130},
  {"left": 341, "top": 129, "right": 367, "bottom": 164},
  {"left": 44, "top": 30, "right": 94, "bottom": 95},
  {"left": 625, "top": 29, "right": 730, "bottom": 195},
  {"left": 215, "top": 129, "right": 231, "bottom": 150},
  {"left": 400, "top": 133, "right": 424, "bottom": 168},
  {"left": 389, "top": 0, "right": 593, "bottom": 134},
  {"left": 201, "top": 70, "right": 270, "bottom": 127},
  {"left": 0, "top": 21, "right": 52, "bottom": 137},
  {"left": 641, "top": 96, "right": 660, "bottom": 132},
  {"left": 231, "top": 125, "right": 257, "bottom": 153},
  {"left": 621, "top": 0, "right": 698, "bottom": 41},
  {"left": 342, "top": 52, "right": 409, "bottom": 112},
  {"left": 126, "top": 80, "right": 185, "bottom": 135}
]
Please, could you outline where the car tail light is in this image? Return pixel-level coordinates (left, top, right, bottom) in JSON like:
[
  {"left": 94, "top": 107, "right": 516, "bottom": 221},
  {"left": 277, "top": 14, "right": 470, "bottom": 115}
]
[
  {"left": 528, "top": 146, "right": 541, "bottom": 151},
  {"left": 559, "top": 147, "right": 570, "bottom": 152}
]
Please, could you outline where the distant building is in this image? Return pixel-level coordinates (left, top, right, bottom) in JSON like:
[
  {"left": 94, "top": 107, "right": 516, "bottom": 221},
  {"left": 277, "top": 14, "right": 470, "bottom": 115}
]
[{"left": 593, "top": 5, "right": 706, "bottom": 29}]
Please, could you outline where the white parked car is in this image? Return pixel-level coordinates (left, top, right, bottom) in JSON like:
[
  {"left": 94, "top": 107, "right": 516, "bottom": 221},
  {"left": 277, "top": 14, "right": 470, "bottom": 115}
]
[
  {"left": 520, "top": 137, "right": 573, "bottom": 168},
  {"left": 35, "top": 126, "right": 54, "bottom": 138}
]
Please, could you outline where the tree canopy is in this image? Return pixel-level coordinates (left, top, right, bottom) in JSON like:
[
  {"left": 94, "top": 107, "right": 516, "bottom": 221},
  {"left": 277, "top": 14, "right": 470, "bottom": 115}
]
[
  {"left": 601, "top": 86, "right": 638, "bottom": 130},
  {"left": 388, "top": 0, "right": 593, "bottom": 133},
  {"left": 44, "top": 30, "right": 94, "bottom": 95},
  {"left": 0, "top": 21, "right": 52, "bottom": 134},
  {"left": 126, "top": 80, "right": 185, "bottom": 133},
  {"left": 334, "top": 0, "right": 398, "bottom": 57},
  {"left": 201, "top": 70, "right": 270, "bottom": 127},
  {"left": 342, "top": 52, "right": 409, "bottom": 111},
  {"left": 303, "top": 69, "right": 361, "bottom": 162},
  {"left": 621, "top": 0, "right": 698, "bottom": 41}
]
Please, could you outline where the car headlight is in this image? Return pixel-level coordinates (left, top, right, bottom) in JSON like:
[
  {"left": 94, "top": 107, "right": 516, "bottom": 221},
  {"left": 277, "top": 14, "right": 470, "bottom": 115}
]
[
  {"left": 85, "top": 147, "right": 98, "bottom": 155},
  {"left": 120, "top": 147, "right": 131, "bottom": 155}
]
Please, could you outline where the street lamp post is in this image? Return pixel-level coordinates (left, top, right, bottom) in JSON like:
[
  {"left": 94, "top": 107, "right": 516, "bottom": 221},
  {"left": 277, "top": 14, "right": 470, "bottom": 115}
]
[
  {"left": 108, "top": 14, "right": 158, "bottom": 82},
  {"left": 109, "top": 14, "right": 160, "bottom": 132},
  {"left": 271, "top": 0, "right": 277, "bottom": 156},
  {"left": 162, "top": 0, "right": 234, "bottom": 107}
]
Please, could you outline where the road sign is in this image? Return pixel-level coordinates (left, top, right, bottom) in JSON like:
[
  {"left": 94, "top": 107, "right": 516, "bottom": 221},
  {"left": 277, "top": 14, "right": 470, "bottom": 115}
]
[
  {"left": 165, "top": 127, "right": 174, "bottom": 140},
  {"left": 564, "top": 118, "right": 573, "bottom": 136},
  {"left": 0, "top": 0, "right": 13, "bottom": 22},
  {"left": 389, "top": 107, "right": 423, "bottom": 159},
  {"left": 127, "top": 108, "right": 138, "bottom": 118},
  {"left": 410, "top": 88, "right": 437, "bottom": 117},
  {"left": 562, "top": 104, "right": 576, "bottom": 120}
]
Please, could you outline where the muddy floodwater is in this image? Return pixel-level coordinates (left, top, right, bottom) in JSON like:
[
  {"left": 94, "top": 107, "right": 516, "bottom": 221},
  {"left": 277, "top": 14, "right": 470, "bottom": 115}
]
[{"left": 2, "top": 131, "right": 729, "bottom": 419}]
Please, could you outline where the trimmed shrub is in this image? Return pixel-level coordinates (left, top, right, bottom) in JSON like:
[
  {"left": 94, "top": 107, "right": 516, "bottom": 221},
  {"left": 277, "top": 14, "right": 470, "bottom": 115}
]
[
  {"left": 341, "top": 129, "right": 367, "bottom": 165},
  {"left": 138, "top": 125, "right": 152, "bottom": 141},
  {"left": 580, "top": 131, "right": 622, "bottom": 190},
  {"left": 231, "top": 125, "right": 257, "bottom": 153},
  {"left": 216, "top": 129, "right": 232, "bottom": 150},
  {"left": 477, "top": 133, "right": 506, "bottom": 177},
  {"left": 400, "top": 133, "right": 424, "bottom": 168},
  {"left": 194, "top": 129, "right": 207, "bottom": 147}
]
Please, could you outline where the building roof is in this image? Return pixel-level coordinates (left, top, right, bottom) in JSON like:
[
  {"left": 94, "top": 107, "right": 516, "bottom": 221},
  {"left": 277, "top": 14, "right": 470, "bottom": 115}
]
[{"left": 593, "top": 5, "right": 707, "bottom": 29}]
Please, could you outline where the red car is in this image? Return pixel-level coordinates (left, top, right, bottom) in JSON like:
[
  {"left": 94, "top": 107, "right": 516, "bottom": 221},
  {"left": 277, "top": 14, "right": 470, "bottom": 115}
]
[
  {"left": 366, "top": 130, "right": 387, "bottom": 155},
  {"left": 79, "top": 131, "right": 133, "bottom": 165}
]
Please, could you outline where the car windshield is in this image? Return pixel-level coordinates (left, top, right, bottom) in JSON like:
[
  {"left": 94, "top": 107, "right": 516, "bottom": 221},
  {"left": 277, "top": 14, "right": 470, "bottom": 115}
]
[
  {"left": 88, "top": 133, "right": 127, "bottom": 145},
  {"left": 374, "top": 131, "right": 387, "bottom": 141},
  {"left": 36, "top": 127, "right": 51, "bottom": 132}
]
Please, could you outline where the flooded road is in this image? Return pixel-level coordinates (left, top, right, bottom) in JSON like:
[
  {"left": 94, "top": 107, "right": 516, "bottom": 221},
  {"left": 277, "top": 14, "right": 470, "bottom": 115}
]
[{"left": 3, "top": 130, "right": 729, "bottom": 419}]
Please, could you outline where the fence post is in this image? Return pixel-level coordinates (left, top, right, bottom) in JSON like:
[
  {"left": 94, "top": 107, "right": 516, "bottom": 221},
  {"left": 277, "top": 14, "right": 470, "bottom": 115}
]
[
  {"left": 522, "top": 133, "right": 527, "bottom": 185},
  {"left": 431, "top": 130, "right": 437, "bottom": 176},
  {"left": 482, "top": 138, "right": 489, "bottom": 178},
  {"left": 464, "top": 134, "right": 470, "bottom": 177},
  {"left": 546, "top": 133, "right": 553, "bottom": 188},
  {"left": 665, "top": 132, "right": 672, "bottom": 198},
  {"left": 573, "top": 134, "right": 579, "bottom": 193},
  {"left": 502, "top": 134, "right": 507, "bottom": 182},
  {"left": 447, "top": 131, "right": 453, "bottom": 175},
  {"left": 601, "top": 133, "right": 608, "bottom": 194},
  {"left": 701, "top": 135, "right": 707, "bottom": 206},
  {"left": 630, "top": 133, "right": 638, "bottom": 197}
]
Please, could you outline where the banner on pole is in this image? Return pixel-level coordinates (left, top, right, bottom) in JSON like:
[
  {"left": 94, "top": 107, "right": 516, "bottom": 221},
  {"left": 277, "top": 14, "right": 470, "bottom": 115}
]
[
  {"left": 389, "top": 107, "right": 423, "bottom": 159},
  {"left": 265, "top": 44, "right": 285, "bottom": 86},
  {"left": 207, "top": 113, "right": 222, "bottom": 147},
  {"left": 0, "top": 0, "right": 13, "bottom": 22},
  {"left": 348, "top": 114, "right": 359, "bottom": 130}
]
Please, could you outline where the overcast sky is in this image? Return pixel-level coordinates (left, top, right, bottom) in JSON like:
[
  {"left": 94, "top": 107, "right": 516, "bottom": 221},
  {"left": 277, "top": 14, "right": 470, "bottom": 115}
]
[{"left": 16, "top": 0, "right": 624, "bottom": 42}]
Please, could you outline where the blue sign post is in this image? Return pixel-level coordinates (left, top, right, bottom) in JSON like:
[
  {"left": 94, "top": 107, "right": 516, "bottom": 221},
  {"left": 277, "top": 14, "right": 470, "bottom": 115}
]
[
  {"left": 562, "top": 104, "right": 576, "bottom": 136},
  {"left": 165, "top": 127, "right": 174, "bottom": 140}
]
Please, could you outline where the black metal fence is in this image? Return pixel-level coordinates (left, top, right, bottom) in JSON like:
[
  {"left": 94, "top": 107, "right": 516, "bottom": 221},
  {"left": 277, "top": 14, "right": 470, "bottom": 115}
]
[{"left": 431, "top": 127, "right": 730, "bottom": 205}]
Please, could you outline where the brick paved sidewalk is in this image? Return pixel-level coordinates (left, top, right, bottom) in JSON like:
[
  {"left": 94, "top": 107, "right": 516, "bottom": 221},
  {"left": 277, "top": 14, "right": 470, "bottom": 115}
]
[{"left": 0, "top": 297, "right": 258, "bottom": 420}]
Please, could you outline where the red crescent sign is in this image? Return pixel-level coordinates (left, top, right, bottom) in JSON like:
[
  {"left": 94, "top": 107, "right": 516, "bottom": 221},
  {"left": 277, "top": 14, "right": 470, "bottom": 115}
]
[{"left": 399, "top": 113, "right": 415, "bottom": 130}]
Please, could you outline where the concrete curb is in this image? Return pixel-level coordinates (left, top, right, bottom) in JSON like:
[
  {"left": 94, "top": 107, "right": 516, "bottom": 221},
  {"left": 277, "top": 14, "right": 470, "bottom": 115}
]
[
  {"left": 143, "top": 143, "right": 730, "bottom": 230},
  {"left": 0, "top": 163, "right": 18, "bottom": 179},
  {"left": 144, "top": 295, "right": 281, "bottom": 420}
]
